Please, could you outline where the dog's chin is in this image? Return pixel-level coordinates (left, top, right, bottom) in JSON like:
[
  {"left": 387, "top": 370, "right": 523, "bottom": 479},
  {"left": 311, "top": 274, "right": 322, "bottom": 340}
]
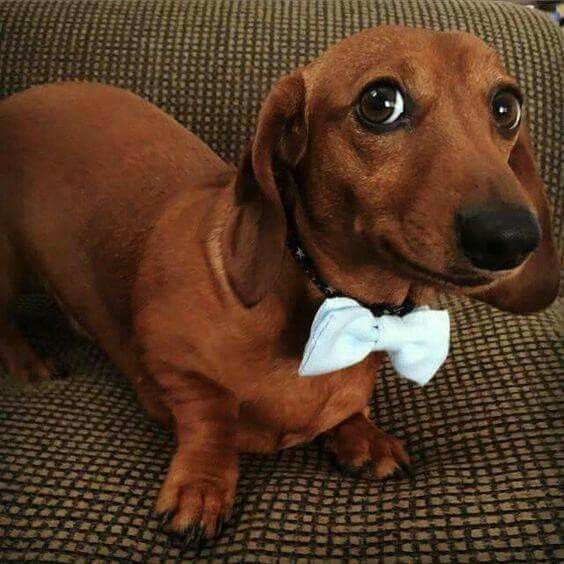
[
  {"left": 401, "top": 257, "right": 492, "bottom": 288},
  {"left": 380, "top": 239, "right": 499, "bottom": 289}
]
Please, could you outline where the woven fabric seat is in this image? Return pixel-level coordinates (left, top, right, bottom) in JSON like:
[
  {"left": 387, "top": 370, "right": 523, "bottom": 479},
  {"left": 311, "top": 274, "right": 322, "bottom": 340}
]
[{"left": 0, "top": 1, "right": 561, "bottom": 560}]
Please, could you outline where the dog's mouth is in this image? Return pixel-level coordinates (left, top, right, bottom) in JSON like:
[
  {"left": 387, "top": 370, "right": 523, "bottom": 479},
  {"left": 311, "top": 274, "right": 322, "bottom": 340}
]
[{"left": 380, "top": 239, "right": 494, "bottom": 288}]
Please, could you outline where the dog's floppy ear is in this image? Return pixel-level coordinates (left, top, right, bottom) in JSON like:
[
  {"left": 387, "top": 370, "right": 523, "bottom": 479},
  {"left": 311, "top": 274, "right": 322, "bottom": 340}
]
[
  {"left": 222, "top": 71, "right": 307, "bottom": 306},
  {"left": 470, "top": 127, "right": 560, "bottom": 313}
]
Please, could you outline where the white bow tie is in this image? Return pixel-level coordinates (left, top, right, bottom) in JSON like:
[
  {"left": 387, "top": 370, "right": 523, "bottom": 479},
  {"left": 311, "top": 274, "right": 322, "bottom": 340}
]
[{"left": 299, "top": 297, "right": 450, "bottom": 386}]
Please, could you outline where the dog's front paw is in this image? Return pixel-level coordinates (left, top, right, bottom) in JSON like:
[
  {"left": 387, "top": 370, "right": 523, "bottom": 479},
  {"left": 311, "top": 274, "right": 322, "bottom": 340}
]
[
  {"left": 156, "top": 456, "right": 237, "bottom": 545},
  {"left": 368, "top": 432, "right": 411, "bottom": 478},
  {"left": 324, "top": 413, "right": 411, "bottom": 479}
]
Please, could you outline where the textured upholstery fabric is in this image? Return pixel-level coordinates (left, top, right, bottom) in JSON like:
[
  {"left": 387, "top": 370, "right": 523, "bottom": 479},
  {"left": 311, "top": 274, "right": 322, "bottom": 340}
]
[{"left": 0, "top": 0, "right": 562, "bottom": 561}]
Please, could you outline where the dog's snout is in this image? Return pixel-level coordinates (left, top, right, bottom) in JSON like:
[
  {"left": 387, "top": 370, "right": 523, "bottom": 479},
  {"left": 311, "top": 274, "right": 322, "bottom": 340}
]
[{"left": 456, "top": 205, "right": 540, "bottom": 271}]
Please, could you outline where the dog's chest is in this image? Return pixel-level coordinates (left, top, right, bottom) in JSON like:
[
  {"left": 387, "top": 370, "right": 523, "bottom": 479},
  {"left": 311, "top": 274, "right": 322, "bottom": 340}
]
[
  {"left": 234, "top": 354, "right": 381, "bottom": 452},
  {"left": 135, "top": 266, "right": 382, "bottom": 452}
]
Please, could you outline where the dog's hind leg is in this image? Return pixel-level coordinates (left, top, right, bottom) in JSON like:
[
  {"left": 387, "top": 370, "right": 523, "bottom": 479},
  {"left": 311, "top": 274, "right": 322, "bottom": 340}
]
[{"left": 0, "top": 234, "right": 56, "bottom": 384}]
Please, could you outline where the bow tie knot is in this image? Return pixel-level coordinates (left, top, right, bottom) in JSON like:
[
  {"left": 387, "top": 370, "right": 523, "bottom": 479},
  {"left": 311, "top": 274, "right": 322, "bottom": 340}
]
[{"left": 299, "top": 297, "right": 450, "bottom": 386}]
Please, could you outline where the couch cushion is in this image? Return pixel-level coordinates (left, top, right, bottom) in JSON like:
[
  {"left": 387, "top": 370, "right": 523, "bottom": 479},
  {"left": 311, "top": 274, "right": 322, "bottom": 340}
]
[{"left": 0, "top": 0, "right": 562, "bottom": 561}]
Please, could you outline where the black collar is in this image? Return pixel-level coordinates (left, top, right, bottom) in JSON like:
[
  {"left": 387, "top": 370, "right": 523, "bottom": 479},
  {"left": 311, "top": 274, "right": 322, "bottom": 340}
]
[{"left": 286, "top": 230, "right": 415, "bottom": 317}]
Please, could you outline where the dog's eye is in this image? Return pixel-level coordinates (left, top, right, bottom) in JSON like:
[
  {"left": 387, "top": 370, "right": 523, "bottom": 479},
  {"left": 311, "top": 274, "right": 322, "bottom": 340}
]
[
  {"left": 491, "top": 89, "right": 521, "bottom": 132},
  {"left": 358, "top": 83, "right": 405, "bottom": 127}
]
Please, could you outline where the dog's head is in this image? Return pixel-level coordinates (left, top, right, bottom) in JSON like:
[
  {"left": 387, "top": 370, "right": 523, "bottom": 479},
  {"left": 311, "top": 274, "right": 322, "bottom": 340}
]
[{"left": 223, "top": 26, "right": 559, "bottom": 313}]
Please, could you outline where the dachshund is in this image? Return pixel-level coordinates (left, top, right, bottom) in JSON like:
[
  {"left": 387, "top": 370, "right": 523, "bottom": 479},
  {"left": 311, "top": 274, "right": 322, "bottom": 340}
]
[{"left": 0, "top": 25, "right": 559, "bottom": 543}]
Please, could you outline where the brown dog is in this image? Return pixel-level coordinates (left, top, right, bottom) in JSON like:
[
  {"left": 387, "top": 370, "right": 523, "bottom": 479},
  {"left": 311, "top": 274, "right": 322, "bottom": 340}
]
[{"left": 0, "top": 26, "right": 559, "bottom": 543}]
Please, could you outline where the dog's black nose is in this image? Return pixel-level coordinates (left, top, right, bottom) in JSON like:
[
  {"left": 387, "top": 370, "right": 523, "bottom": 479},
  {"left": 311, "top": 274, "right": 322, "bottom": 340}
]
[{"left": 457, "top": 205, "right": 540, "bottom": 271}]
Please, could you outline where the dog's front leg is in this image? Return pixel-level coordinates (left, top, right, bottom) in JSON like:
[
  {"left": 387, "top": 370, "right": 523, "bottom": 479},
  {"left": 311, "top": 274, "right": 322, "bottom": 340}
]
[
  {"left": 323, "top": 412, "right": 411, "bottom": 479},
  {"left": 154, "top": 371, "right": 239, "bottom": 543}
]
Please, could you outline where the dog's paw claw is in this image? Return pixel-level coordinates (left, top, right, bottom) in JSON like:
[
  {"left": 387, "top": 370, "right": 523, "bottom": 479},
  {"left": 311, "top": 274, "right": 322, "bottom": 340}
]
[
  {"left": 398, "top": 460, "right": 414, "bottom": 478},
  {"left": 168, "top": 524, "right": 205, "bottom": 550},
  {"left": 182, "top": 524, "right": 205, "bottom": 548},
  {"left": 215, "top": 516, "right": 225, "bottom": 537},
  {"left": 158, "top": 510, "right": 173, "bottom": 528}
]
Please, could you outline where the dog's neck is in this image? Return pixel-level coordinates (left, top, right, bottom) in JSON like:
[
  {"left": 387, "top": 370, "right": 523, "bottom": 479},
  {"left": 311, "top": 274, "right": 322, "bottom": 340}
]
[
  {"left": 282, "top": 203, "right": 417, "bottom": 311},
  {"left": 285, "top": 225, "right": 415, "bottom": 316}
]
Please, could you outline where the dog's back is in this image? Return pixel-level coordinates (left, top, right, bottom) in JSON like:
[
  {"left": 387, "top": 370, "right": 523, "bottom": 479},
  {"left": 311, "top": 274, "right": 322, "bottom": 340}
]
[{"left": 0, "top": 82, "right": 231, "bottom": 328}]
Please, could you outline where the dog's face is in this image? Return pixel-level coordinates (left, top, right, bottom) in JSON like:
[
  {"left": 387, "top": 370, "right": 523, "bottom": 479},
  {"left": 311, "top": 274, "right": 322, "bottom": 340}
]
[
  {"left": 301, "top": 27, "right": 537, "bottom": 284},
  {"left": 223, "top": 26, "right": 559, "bottom": 313}
]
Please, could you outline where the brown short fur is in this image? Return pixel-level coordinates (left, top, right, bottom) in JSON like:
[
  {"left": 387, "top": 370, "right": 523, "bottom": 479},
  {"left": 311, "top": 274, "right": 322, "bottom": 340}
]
[{"left": 0, "top": 26, "right": 559, "bottom": 541}]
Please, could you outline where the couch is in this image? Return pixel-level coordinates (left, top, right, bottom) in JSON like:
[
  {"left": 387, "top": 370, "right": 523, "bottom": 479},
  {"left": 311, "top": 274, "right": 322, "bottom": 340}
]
[{"left": 0, "top": 0, "right": 562, "bottom": 561}]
